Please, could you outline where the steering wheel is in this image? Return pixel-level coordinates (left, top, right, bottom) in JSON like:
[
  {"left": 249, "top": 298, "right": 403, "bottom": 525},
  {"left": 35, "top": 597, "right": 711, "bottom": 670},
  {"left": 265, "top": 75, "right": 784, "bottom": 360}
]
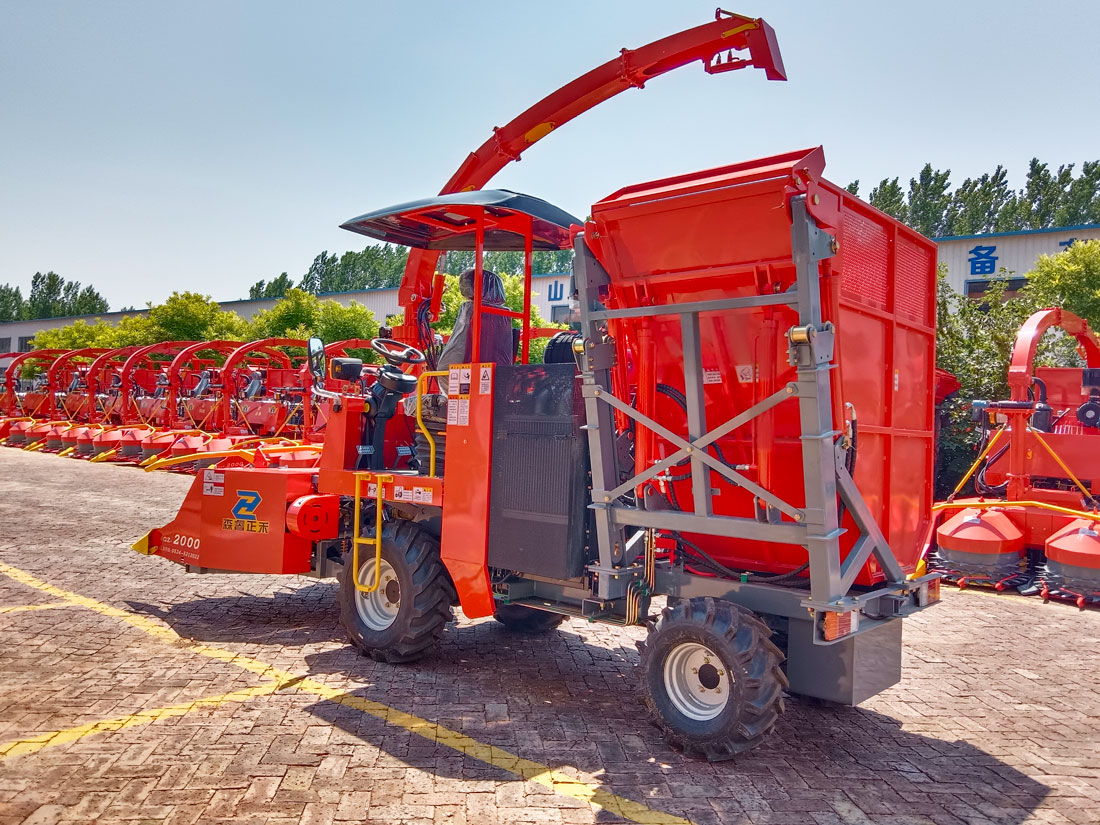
[{"left": 370, "top": 338, "right": 426, "bottom": 367}]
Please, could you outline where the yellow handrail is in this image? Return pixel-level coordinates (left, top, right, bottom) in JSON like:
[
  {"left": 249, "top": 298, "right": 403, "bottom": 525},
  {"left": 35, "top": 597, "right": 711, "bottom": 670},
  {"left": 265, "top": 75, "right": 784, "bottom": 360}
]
[
  {"left": 352, "top": 472, "right": 393, "bottom": 592},
  {"left": 414, "top": 371, "right": 449, "bottom": 477},
  {"left": 932, "top": 499, "right": 1100, "bottom": 520},
  {"left": 1029, "top": 428, "right": 1095, "bottom": 502},
  {"left": 141, "top": 443, "right": 321, "bottom": 472}
]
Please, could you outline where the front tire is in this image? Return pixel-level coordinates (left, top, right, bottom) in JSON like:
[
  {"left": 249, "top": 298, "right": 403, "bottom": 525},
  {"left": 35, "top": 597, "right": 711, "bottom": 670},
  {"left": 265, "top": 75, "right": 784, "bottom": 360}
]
[
  {"left": 637, "top": 597, "right": 787, "bottom": 760},
  {"left": 339, "top": 520, "right": 453, "bottom": 663}
]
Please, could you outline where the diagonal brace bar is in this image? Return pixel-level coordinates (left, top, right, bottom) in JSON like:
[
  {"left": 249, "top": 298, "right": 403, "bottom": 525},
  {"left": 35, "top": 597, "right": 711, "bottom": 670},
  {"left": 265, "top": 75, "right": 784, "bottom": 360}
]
[
  {"left": 589, "top": 383, "right": 803, "bottom": 518},
  {"left": 835, "top": 462, "right": 905, "bottom": 585}
]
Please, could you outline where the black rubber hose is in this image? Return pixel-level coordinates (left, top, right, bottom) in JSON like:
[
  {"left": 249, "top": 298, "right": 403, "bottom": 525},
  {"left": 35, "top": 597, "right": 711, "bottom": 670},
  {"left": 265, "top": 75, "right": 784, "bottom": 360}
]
[{"left": 670, "top": 531, "right": 809, "bottom": 587}]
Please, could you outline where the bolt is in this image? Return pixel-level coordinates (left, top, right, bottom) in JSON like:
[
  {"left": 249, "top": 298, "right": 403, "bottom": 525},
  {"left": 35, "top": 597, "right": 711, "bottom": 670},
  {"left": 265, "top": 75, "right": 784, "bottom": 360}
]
[
  {"left": 604, "top": 495, "right": 611, "bottom": 502},
  {"left": 717, "top": 670, "right": 725, "bottom": 677},
  {"left": 699, "top": 686, "right": 707, "bottom": 692},
  {"left": 691, "top": 667, "right": 698, "bottom": 674}
]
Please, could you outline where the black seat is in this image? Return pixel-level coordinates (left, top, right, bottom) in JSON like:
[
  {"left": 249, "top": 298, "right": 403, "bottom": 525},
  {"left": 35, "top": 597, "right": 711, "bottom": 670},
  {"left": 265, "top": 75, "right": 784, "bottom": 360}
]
[{"left": 191, "top": 370, "right": 211, "bottom": 398}]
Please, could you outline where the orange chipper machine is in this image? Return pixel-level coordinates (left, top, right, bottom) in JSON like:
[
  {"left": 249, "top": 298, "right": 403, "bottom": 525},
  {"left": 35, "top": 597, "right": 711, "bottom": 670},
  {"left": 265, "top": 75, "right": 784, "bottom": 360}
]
[
  {"left": 132, "top": 13, "right": 942, "bottom": 759},
  {"left": 934, "top": 308, "right": 1100, "bottom": 607}
]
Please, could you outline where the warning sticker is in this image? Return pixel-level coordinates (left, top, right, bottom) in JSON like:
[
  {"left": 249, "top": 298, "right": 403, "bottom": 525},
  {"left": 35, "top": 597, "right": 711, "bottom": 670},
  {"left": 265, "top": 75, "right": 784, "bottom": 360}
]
[
  {"left": 458, "top": 367, "right": 472, "bottom": 396},
  {"left": 447, "top": 399, "right": 459, "bottom": 426},
  {"left": 448, "top": 368, "right": 461, "bottom": 397},
  {"left": 392, "top": 486, "right": 411, "bottom": 502},
  {"left": 736, "top": 365, "right": 755, "bottom": 383},
  {"left": 203, "top": 470, "right": 224, "bottom": 484},
  {"left": 413, "top": 486, "right": 433, "bottom": 504},
  {"left": 366, "top": 483, "right": 378, "bottom": 498},
  {"left": 458, "top": 398, "right": 470, "bottom": 426},
  {"left": 202, "top": 483, "right": 224, "bottom": 497},
  {"left": 479, "top": 366, "right": 492, "bottom": 395},
  {"left": 703, "top": 369, "right": 722, "bottom": 385}
]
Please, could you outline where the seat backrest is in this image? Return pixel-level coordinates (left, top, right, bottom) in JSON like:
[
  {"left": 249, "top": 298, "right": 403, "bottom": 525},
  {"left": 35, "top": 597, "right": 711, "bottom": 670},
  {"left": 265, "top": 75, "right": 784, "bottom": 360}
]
[
  {"left": 437, "top": 269, "right": 512, "bottom": 388},
  {"left": 191, "top": 370, "right": 211, "bottom": 398},
  {"left": 244, "top": 370, "right": 265, "bottom": 399}
]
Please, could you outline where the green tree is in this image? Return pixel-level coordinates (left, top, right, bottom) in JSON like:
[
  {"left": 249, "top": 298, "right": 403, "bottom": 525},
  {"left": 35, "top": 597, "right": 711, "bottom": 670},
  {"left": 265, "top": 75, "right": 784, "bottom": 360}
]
[
  {"left": 1019, "top": 240, "right": 1100, "bottom": 326},
  {"left": 248, "top": 272, "right": 294, "bottom": 300},
  {"left": 934, "top": 270, "right": 1038, "bottom": 496},
  {"left": 249, "top": 289, "right": 322, "bottom": 338},
  {"left": 945, "top": 166, "right": 1011, "bottom": 236},
  {"left": 31, "top": 319, "right": 119, "bottom": 350},
  {"left": 844, "top": 180, "right": 859, "bottom": 197},
  {"left": 0, "top": 284, "right": 24, "bottom": 323},
  {"left": 315, "top": 300, "right": 380, "bottom": 345},
  {"left": 439, "top": 250, "right": 573, "bottom": 277},
  {"left": 22, "top": 271, "right": 108, "bottom": 319},
  {"left": 299, "top": 251, "right": 339, "bottom": 294},
  {"left": 1054, "top": 160, "right": 1100, "bottom": 227},
  {"left": 906, "top": 164, "right": 952, "bottom": 238},
  {"left": 868, "top": 178, "right": 907, "bottom": 224},
  {"left": 145, "top": 292, "right": 249, "bottom": 342}
]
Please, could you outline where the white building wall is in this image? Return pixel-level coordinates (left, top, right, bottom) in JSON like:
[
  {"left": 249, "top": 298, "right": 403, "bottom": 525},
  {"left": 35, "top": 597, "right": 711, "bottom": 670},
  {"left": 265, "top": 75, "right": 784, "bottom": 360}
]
[{"left": 937, "top": 224, "right": 1100, "bottom": 294}]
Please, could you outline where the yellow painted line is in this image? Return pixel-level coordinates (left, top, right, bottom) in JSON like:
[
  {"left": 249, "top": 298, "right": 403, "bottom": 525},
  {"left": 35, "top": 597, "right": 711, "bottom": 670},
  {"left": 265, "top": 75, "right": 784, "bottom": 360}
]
[
  {"left": 0, "top": 561, "right": 691, "bottom": 825},
  {"left": 0, "top": 678, "right": 297, "bottom": 760},
  {"left": 0, "top": 601, "right": 70, "bottom": 614}
]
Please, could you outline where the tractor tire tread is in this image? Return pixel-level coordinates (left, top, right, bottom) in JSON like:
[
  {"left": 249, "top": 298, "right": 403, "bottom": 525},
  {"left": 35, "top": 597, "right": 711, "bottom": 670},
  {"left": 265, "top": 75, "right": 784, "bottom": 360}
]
[
  {"left": 339, "top": 520, "right": 454, "bottom": 664},
  {"left": 638, "top": 596, "right": 786, "bottom": 761}
]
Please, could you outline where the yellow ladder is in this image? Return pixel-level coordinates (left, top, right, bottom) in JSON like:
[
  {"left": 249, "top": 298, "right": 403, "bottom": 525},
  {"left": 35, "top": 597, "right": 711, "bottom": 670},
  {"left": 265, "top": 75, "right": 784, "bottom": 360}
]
[{"left": 352, "top": 472, "right": 393, "bottom": 593}]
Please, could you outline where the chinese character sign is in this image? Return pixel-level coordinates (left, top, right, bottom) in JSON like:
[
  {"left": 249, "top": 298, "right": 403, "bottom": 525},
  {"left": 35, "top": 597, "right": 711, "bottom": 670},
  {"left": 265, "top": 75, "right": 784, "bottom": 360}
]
[{"left": 968, "top": 245, "right": 998, "bottom": 276}]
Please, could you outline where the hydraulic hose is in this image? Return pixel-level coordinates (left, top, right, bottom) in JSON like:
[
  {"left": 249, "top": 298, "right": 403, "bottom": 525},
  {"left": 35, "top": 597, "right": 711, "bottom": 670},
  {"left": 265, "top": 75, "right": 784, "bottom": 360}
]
[{"left": 668, "top": 531, "right": 808, "bottom": 587}]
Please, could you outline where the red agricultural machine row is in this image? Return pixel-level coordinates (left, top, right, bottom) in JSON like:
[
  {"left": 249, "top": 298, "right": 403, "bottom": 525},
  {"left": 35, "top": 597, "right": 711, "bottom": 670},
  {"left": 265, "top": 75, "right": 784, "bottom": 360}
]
[
  {"left": 0, "top": 338, "right": 385, "bottom": 470},
  {"left": 930, "top": 309, "right": 1100, "bottom": 608},
  {"left": 4, "top": 13, "right": 951, "bottom": 759}
]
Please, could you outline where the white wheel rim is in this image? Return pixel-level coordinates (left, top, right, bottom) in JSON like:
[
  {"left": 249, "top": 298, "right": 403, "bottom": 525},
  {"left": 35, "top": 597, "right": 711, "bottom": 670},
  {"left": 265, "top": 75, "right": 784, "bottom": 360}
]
[
  {"left": 354, "top": 558, "right": 400, "bottom": 631},
  {"left": 662, "top": 641, "right": 730, "bottom": 721}
]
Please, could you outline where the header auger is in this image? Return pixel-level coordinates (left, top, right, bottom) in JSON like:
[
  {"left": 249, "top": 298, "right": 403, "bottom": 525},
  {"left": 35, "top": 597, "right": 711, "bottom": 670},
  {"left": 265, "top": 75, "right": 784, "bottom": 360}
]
[{"left": 0, "top": 337, "right": 327, "bottom": 470}]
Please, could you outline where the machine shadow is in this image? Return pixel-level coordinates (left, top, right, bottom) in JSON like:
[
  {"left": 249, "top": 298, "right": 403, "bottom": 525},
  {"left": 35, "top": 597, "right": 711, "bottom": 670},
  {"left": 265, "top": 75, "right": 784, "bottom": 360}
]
[
  {"left": 299, "top": 624, "right": 1050, "bottom": 825},
  {"left": 128, "top": 591, "right": 1048, "bottom": 824},
  {"left": 123, "top": 581, "right": 344, "bottom": 647}
]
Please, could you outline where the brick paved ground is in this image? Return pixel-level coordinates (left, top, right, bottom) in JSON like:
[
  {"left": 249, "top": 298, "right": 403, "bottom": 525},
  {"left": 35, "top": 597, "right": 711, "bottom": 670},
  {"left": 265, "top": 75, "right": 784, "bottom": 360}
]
[{"left": 0, "top": 449, "right": 1097, "bottom": 825}]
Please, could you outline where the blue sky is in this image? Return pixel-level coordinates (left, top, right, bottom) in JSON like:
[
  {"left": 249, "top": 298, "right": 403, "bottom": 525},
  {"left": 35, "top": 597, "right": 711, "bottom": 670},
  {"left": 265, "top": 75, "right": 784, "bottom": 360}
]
[{"left": 2, "top": 1, "right": 1098, "bottom": 309}]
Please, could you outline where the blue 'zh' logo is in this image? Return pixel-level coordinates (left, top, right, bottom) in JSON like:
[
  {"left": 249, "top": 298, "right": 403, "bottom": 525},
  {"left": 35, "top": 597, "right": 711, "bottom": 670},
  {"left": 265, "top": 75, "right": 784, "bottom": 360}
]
[{"left": 232, "top": 490, "right": 262, "bottom": 521}]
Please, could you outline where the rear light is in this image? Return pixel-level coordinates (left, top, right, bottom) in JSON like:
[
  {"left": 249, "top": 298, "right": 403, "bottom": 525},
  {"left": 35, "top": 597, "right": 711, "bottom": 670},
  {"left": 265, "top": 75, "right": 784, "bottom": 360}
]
[
  {"left": 919, "top": 576, "right": 941, "bottom": 606},
  {"left": 822, "top": 610, "right": 858, "bottom": 641}
]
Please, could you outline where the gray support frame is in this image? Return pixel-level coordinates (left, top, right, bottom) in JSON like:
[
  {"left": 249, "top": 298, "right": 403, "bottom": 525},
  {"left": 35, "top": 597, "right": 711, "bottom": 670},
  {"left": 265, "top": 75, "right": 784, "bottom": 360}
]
[{"left": 573, "top": 196, "right": 929, "bottom": 635}]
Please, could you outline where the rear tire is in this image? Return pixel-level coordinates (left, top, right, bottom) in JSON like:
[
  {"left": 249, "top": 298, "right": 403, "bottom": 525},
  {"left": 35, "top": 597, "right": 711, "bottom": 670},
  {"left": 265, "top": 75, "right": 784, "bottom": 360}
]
[
  {"left": 637, "top": 597, "right": 787, "bottom": 760},
  {"left": 493, "top": 603, "right": 566, "bottom": 633},
  {"left": 339, "top": 520, "right": 453, "bottom": 663}
]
